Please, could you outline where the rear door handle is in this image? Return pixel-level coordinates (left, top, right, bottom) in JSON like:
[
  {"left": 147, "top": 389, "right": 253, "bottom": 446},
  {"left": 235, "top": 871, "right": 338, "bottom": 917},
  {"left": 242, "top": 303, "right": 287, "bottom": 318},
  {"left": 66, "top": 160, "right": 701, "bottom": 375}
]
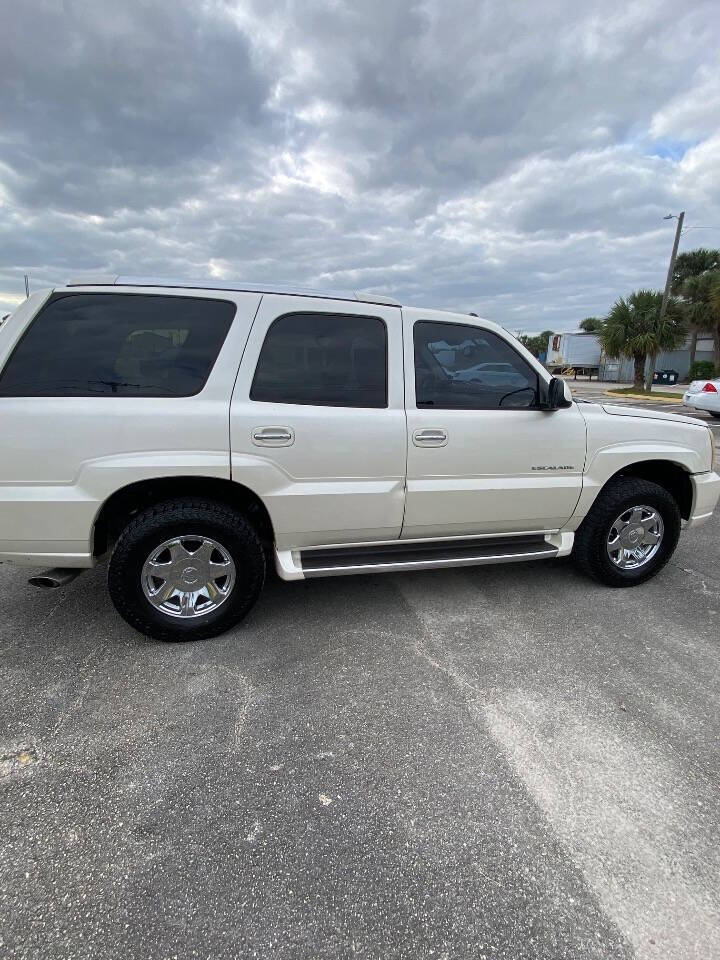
[
  {"left": 413, "top": 428, "right": 448, "bottom": 447},
  {"left": 252, "top": 426, "right": 295, "bottom": 447}
]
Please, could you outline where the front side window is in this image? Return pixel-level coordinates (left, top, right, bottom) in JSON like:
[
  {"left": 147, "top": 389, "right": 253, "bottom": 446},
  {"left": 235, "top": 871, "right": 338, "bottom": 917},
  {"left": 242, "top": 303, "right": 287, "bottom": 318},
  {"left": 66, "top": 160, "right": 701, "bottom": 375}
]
[
  {"left": 251, "top": 312, "right": 387, "bottom": 408},
  {"left": 414, "top": 321, "right": 539, "bottom": 409},
  {"left": 0, "top": 294, "right": 235, "bottom": 397}
]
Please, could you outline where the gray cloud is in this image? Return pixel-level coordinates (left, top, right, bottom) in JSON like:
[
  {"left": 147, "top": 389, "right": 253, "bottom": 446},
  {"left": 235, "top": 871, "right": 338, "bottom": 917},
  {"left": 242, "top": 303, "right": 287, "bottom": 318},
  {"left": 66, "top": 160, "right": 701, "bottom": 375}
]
[{"left": 2, "top": 0, "right": 719, "bottom": 330}]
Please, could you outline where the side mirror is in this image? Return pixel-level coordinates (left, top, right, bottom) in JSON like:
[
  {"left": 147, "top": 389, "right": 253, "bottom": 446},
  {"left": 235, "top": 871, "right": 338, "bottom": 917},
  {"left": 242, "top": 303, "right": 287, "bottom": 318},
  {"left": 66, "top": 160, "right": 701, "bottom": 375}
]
[{"left": 545, "top": 377, "right": 572, "bottom": 410}]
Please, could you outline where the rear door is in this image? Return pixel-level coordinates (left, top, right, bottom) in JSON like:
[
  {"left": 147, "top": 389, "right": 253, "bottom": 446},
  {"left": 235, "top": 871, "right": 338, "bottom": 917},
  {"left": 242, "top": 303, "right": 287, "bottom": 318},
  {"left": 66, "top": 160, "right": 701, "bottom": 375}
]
[
  {"left": 230, "top": 295, "right": 406, "bottom": 550},
  {"left": 0, "top": 288, "right": 260, "bottom": 561},
  {"left": 402, "top": 308, "right": 587, "bottom": 539}
]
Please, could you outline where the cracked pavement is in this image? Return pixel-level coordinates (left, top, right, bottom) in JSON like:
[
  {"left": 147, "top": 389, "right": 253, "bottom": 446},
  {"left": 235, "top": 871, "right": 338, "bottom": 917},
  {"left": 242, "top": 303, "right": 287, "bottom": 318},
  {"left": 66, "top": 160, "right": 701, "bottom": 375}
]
[{"left": 1, "top": 510, "right": 719, "bottom": 959}]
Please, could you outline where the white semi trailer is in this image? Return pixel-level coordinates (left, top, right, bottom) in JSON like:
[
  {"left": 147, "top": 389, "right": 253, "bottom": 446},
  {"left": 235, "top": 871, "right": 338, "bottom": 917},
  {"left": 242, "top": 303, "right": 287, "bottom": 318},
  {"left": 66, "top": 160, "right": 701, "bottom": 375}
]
[{"left": 547, "top": 332, "right": 602, "bottom": 376}]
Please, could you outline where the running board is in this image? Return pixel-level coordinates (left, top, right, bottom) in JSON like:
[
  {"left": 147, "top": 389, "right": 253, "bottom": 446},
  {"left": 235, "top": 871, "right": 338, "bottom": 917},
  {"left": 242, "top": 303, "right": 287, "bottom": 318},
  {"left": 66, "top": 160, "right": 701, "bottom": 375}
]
[{"left": 283, "top": 534, "right": 564, "bottom": 580}]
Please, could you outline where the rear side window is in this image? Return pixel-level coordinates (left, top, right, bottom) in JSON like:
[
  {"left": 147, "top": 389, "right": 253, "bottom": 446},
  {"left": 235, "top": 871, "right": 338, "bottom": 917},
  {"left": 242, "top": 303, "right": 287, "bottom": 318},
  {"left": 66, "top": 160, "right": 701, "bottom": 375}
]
[
  {"left": 250, "top": 312, "right": 387, "bottom": 408},
  {"left": 0, "top": 293, "right": 235, "bottom": 397}
]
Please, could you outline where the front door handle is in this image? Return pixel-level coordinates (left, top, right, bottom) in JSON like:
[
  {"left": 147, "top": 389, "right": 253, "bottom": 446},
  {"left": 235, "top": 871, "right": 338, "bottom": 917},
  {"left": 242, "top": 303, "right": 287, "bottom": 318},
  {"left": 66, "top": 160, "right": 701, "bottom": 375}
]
[
  {"left": 252, "top": 426, "right": 295, "bottom": 447},
  {"left": 413, "top": 428, "right": 448, "bottom": 447}
]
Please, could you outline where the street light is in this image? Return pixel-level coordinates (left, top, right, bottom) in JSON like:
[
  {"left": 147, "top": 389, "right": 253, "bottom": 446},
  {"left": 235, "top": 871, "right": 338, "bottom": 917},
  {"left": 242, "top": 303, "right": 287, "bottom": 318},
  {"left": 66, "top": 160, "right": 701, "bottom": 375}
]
[{"left": 645, "top": 211, "right": 685, "bottom": 392}]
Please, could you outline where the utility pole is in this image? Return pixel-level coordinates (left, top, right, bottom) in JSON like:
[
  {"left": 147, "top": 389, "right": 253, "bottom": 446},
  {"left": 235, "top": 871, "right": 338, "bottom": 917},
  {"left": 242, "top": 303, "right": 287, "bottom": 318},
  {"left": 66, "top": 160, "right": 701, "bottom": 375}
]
[
  {"left": 645, "top": 210, "right": 684, "bottom": 392},
  {"left": 24, "top": 274, "right": 30, "bottom": 298}
]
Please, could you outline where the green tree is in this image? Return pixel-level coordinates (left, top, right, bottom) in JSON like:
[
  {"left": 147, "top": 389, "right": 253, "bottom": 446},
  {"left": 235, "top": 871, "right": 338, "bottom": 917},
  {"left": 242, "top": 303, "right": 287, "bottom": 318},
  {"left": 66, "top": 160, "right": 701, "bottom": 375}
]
[
  {"left": 599, "top": 290, "right": 686, "bottom": 391},
  {"left": 579, "top": 317, "right": 602, "bottom": 333},
  {"left": 673, "top": 249, "right": 720, "bottom": 374},
  {"left": 708, "top": 272, "right": 720, "bottom": 370},
  {"left": 682, "top": 270, "right": 720, "bottom": 371},
  {"left": 518, "top": 329, "right": 554, "bottom": 358},
  {"left": 672, "top": 248, "right": 720, "bottom": 294}
]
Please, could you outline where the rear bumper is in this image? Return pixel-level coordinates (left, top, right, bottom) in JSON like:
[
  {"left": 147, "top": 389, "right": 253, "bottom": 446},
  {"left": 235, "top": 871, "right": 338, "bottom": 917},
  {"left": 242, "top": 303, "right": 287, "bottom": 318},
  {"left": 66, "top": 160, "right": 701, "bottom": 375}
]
[
  {"left": 687, "top": 471, "right": 720, "bottom": 528},
  {"left": 684, "top": 393, "right": 718, "bottom": 413},
  {"left": 0, "top": 543, "right": 94, "bottom": 568},
  {"left": 0, "top": 487, "right": 97, "bottom": 567}
]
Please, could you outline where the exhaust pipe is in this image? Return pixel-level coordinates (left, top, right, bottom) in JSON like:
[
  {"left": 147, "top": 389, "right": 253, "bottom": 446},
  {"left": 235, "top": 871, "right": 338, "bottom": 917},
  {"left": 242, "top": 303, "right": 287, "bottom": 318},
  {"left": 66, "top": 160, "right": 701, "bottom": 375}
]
[{"left": 28, "top": 568, "right": 84, "bottom": 589}]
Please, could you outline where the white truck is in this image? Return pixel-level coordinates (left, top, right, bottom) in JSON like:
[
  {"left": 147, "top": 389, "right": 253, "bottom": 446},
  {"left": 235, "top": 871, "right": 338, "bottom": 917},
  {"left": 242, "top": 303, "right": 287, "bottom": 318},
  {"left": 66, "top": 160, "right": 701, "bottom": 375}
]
[
  {"left": 546, "top": 331, "right": 602, "bottom": 375},
  {"left": 0, "top": 277, "right": 717, "bottom": 641}
]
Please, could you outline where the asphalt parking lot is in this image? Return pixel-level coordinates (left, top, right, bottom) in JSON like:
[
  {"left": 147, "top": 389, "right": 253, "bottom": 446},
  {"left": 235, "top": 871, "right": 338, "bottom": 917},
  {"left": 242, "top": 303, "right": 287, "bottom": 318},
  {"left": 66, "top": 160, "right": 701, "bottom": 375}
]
[{"left": 2, "top": 396, "right": 719, "bottom": 960}]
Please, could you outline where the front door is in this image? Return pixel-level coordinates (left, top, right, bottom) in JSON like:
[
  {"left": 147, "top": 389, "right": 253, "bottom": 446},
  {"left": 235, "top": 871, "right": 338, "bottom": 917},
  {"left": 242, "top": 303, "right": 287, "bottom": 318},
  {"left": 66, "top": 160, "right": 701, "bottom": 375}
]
[
  {"left": 230, "top": 294, "right": 407, "bottom": 550},
  {"left": 402, "top": 308, "right": 587, "bottom": 540}
]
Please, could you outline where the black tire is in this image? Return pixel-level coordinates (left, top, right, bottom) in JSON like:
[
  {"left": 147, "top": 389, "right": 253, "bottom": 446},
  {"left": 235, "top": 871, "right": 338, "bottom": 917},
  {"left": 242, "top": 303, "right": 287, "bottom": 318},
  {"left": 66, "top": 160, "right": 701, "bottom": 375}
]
[
  {"left": 108, "top": 498, "right": 266, "bottom": 641},
  {"left": 572, "top": 477, "right": 681, "bottom": 587}
]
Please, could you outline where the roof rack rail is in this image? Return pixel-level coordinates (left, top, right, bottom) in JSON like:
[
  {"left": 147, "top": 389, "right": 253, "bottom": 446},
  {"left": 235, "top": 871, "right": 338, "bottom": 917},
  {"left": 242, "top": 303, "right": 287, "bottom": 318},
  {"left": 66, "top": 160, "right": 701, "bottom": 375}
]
[{"left": 65, "top": 276, "right": 401, "bottom": 307}]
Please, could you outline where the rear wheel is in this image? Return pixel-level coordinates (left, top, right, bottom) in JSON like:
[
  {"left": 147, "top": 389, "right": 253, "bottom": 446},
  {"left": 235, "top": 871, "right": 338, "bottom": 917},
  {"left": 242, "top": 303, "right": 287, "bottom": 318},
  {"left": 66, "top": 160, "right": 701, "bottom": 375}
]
[
  {"left": 108, "top": 498, "right": 266, "bottom": 641},
  {"left": 573, "top": 477, "right": 681, "bottom": 587}
]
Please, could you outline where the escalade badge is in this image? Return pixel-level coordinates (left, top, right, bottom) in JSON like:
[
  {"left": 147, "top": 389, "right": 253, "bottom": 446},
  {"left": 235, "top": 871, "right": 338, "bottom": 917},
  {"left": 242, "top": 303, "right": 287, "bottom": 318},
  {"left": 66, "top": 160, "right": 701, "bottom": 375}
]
[{"left": 532, "top": 465, "right": 575, "bottom": 471}]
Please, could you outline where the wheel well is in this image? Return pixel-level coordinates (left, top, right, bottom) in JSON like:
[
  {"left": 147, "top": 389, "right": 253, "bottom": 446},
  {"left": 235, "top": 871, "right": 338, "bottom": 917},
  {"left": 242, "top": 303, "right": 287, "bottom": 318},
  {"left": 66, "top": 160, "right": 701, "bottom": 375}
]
[
  {"left": 610, "top": 460, "right": 693, "bottom": 520},
  {"left": 93, "top": 476, "right": 274, "bottom": 557}
]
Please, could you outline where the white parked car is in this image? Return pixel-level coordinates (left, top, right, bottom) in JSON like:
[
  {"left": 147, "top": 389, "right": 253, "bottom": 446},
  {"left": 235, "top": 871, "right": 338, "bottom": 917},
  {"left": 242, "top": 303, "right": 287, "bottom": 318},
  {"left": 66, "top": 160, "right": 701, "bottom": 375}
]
[
  {"left": 684, "top": 379, "right": 720, "bottom": 418},
  {"left": 452, "top": 361, "right": 528, "bottom": 390},
  {"left": 0, "top": 277, "right": 718, "bottom": 641}
]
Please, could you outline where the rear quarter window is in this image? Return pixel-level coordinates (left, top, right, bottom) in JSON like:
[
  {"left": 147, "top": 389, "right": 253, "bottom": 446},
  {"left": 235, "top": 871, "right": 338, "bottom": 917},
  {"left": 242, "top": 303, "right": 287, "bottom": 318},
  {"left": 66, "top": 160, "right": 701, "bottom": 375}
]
[{"left": 0, "top": 293, "right": 235, "bottom": 397}]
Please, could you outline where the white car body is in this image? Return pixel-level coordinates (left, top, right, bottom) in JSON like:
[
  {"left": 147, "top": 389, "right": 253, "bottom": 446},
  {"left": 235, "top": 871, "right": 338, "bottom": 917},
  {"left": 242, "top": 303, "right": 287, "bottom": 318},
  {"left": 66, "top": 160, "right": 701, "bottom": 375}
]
[
  {"left": 452, "top": 362, "right": 527, "bottom": 388},
  {"left": 684, "top": 379, "right": 720, "bottom": 416},
  {"left": 0, "top": 278, "right": 718, "bottom": 583}
]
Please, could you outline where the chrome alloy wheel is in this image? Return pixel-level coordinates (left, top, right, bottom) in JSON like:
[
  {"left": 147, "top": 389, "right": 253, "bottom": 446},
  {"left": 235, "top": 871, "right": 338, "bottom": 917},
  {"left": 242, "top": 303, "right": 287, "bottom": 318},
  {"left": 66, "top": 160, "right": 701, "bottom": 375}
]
[
  {"left": 141, "top": 536, "right": 236, "bottom": 618},
  {"left": 606, "top": 505, "right": 664, "bottom": 570}
]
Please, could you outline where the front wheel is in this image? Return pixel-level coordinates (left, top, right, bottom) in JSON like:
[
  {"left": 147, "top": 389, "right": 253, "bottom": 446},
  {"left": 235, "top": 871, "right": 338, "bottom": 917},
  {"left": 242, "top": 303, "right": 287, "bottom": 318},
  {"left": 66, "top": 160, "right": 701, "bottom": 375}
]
[
  {"left": 573, "top": 477, "right": 681, "bottom": 587},
  {"left": 108, "top": 498, "right": 266, "bottom": 641}
]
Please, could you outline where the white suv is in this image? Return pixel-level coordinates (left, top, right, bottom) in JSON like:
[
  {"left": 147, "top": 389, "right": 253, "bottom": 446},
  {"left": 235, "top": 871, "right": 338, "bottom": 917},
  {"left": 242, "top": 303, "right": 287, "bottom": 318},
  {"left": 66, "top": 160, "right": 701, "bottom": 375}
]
[{"left": 1, "top": 278, "right": 718, "bottom": 641}]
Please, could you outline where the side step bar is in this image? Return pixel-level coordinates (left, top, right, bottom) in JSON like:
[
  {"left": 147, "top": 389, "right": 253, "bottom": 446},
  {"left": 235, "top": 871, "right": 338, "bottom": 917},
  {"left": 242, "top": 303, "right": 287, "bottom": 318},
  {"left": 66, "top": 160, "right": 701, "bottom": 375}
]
[{"left": 293, "top": 534, "right": 564, "bottom": 579}]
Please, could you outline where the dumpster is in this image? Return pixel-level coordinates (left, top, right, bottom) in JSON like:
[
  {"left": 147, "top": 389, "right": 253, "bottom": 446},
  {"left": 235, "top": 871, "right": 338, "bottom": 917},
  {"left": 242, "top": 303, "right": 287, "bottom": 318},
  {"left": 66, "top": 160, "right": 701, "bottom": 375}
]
[{"left": 653, "top": 369, "right": 680, "bottom": 385}]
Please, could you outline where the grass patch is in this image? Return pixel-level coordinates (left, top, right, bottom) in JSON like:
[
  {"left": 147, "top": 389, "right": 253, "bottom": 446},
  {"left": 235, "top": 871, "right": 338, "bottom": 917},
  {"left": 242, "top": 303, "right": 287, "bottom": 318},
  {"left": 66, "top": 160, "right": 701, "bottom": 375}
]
[{"left": 606, "top": 388, "right": 685, "bottom": 400}]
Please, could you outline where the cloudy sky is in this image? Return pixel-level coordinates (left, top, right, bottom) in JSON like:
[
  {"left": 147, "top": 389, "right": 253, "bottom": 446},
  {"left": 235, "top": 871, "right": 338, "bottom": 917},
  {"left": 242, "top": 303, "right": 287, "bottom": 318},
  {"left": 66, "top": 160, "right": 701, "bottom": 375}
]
[{"left": 2, "top": 0, "right": 719, "bottom": 330}]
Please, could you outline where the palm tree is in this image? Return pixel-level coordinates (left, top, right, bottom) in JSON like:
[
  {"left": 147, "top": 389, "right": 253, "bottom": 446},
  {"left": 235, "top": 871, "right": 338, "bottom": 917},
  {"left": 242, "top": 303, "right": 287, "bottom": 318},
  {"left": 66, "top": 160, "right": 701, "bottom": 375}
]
[
  {"left": 674, "top": 250, "right": 720, "bottom": 374},
  {"left": 682, "top": 271, "right": 718, "bottom": 370},
  {"left": 709, "top": 273, "right": 720, "bottom": 370},
  {"left": 672, "top": 248, "right": 720, "bottom": 294},
  {"left": 579, "top": 317, "right": 602, "bottom": 333},
  {"left": 599, "top": 290, "right": 686, "bottom": 391}
]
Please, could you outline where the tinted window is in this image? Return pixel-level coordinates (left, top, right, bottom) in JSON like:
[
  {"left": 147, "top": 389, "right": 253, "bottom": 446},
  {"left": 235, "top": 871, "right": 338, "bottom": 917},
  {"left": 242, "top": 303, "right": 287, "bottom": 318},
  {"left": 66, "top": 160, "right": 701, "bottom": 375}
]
[
  {"left": 414, "top": 321, "right": 539, "bottom": 409},
  {"left": 0, "top": 294, "right": 235, "bottom": 397},
  {"left": 251, "top": 313, "right": 387, "bottom": 408}
]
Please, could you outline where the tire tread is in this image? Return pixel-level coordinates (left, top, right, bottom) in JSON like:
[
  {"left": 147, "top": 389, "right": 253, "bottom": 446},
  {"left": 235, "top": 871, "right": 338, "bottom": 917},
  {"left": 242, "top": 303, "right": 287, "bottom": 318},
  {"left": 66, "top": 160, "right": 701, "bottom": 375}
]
[
  {"left": 108, "top": 497, "right": 265, "bottom": 641},
  {"left": 573, "top": 477, "right": 680, "bottom": 587}
]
